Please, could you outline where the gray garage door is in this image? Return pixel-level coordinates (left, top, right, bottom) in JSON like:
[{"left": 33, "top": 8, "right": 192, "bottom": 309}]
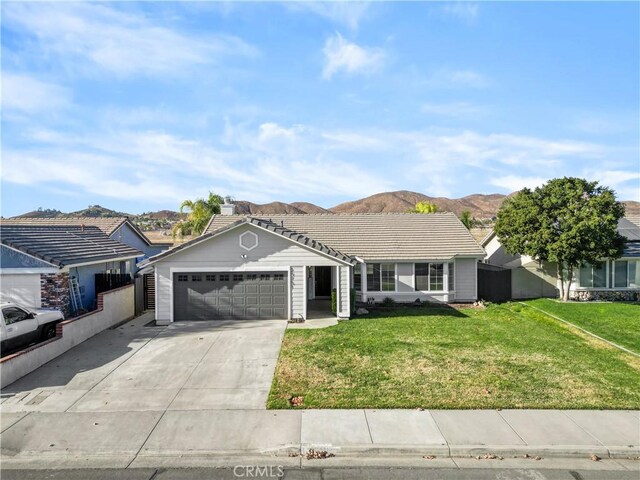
[{"left": 173, "top": 272, "right": 288, "bottom": 321}]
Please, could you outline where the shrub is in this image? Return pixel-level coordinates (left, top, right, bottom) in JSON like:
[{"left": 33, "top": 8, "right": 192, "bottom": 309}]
[
  {"left": 350, "top": 288, "right": 356, "bottom": 314},
  {"left": 331, "top": 288, "right": 337, "bottom": 315},
  {"left": 381, "top": 297, "right": 396, "bottom": 307}
]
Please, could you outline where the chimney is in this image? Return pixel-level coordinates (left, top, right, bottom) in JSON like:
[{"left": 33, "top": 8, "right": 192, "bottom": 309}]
[{"left": 220, "top": 202, "right": 236, "bottom": 216}]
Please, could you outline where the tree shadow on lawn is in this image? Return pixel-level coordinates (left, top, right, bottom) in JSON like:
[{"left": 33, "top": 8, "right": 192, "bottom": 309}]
[{"left": 363, "top": 303, "right": 469, "bottom": 319}]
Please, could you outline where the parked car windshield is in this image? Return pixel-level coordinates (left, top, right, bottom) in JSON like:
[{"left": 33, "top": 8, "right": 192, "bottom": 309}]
[{"left": 2, "top": 307, "right": 30, "bottom": 325}]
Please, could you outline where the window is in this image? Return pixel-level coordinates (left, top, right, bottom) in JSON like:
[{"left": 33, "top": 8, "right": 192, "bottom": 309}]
[
  {"left": 367, "top": 264, "right": 381, "bottom": 291},
  {"left": 2, "top": 307, "right": 30, "bottom": 325},
  {"left": 381, "top": 264, "right": 395, "bottom": 291},
  {"left": 614, "top": 261, "right": 628, "bottom": 288},
  {"left": 191, "top": 275, "right": 202, "bottom": 282},
  {"left": 430, "top": 263, "right": 444, "bottom": 290},
  {"left": 578, "top": 262, "right": 606, "bottom": 288},
  {"left": 366, "top": 264, "right": 394, "bottom": 292},
  {"left": 353, "top": 268, "right": 361, "bottom": 291},
  {"left": 177, "top": 274, "right": 189, "bottom": 282},
  {"left": 205, "top": 274, "right": 216, "bottom": 282},
  {"left": 415, "top": 263, "right": 429, "bottom": 291},
  {"left": 448, "top": 263, "right": 455, "bottom": 291},
  {"left": 247, "top": 274, "right": 257, "bottom": 281},
  {"left": 219, "top": 274, "right": 230, "bottom": 282},
  {"left": 630, "top": 261, "right": 640, "bottom": 288},
  {"left": 610, "top": 260, "right": 640, "bottom": 288},
  {"left": 414, "top": 263, "right": 446, "bottom": 291},
  {"left": 260, "top": 274, "right": 271, "bottom": 281},
  {"left": 233, "top": 274, "right": 243, "bottom": 281},
  {"left": 273, "top": 273, "right": 284, "bottom": 281}
]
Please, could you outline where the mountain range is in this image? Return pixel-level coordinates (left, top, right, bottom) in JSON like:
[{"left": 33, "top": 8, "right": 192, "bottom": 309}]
[{"left": 11, "top": 191, "right": 640, "bottom": 221}]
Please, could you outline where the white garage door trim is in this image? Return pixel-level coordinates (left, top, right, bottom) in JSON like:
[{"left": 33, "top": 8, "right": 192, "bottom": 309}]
[{"left": 169, "top": 266, "right": 291, "bottom": 322}]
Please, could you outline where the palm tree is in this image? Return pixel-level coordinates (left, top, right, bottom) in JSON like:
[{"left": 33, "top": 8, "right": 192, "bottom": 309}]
[
  {"left": 459, "top": 210, "right": 474, "bottom": 230},
  {"left": 172, "top": 192, "right": 225, "bottom": 238}
]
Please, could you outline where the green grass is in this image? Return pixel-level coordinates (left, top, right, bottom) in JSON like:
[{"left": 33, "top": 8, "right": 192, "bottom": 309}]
[
  {"left": 268, "top": 304, "right": 640, "bottom": 409},
  {"left": 524, "top": 299, "right": 640, "bottom": 353}
]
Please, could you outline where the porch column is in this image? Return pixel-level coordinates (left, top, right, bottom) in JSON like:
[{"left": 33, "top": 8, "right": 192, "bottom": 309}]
[{"left": 360, "top": 262, "right": 367, "bottom": 302}]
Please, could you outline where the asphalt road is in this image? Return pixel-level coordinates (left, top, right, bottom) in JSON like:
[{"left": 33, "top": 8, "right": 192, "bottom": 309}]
[{"left": 2, "top": 468, "right": 639, "bottom": 480}]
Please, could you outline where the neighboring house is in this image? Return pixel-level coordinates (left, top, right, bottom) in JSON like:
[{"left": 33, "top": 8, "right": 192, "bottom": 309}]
[
  {"left": 139, "top": 208, "right": 485, "bottom": 324},
  {"left": 2, "top": 217, "right": 170, "bottom": 261},
  {"left": 482, "top": 215, "right": 640, "bottom": 301},
  {"left": 0, "top": 224, "right": 142, "bottom": 314}
]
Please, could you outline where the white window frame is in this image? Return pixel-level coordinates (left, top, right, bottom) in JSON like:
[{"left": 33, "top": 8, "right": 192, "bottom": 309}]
[
  {"left": 366, "top": 263, "right": 397, "bottom": 293},
  {"left": 413, "top": 262, "right": 449, "bottom": 293},
  {"left": 610, "top": 259, "right": 640, "bottom": 289}
]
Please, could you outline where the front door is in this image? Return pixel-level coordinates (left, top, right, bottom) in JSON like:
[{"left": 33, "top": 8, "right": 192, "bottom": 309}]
[{"left": 314, "top": 266, "right": 332, "bottom": 297}]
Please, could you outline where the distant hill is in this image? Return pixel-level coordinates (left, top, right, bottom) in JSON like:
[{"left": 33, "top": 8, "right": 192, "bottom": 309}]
[
  {"left": 14, "top": 208, "right": 64, "bottom": 218},
  {"left": 290, "top": 202, "right": 332, "bottom": 214},
  {"left": 68, "top": 205, "right": 132, "bottom": 217},
  {"left": 330, "top": 191, "right": 508, "bottom": 218},
  {"left": 139, "top": 209, "right": 184, "bottom": 221},
  {"left": 11, "top": 195, "right": 640, "bottom": 223},
  {"left": 233, "top": 201, "right": 308, "bottom": 215}
]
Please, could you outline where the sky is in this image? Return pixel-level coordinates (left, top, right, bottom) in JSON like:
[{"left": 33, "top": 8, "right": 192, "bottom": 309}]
[{"left": 1, "top": 1, "right": 639, "bottom": 217}]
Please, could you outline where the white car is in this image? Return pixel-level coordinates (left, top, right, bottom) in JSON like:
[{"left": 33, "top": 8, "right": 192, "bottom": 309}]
[{"left": 0, "top": 302, "right": 64, "bottom": 354}]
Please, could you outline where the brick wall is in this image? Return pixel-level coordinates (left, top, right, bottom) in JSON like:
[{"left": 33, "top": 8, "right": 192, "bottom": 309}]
[{"left": 40, "top": 273, "right": 70, "bottom": 317}]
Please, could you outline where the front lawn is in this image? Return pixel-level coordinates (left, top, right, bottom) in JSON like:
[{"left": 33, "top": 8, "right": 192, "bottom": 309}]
[
  {"left": 524, "top": 298, "right": 640, "bottom": 353},
  {"left": 268, "top": 304, "right": 640, "bottom": 409}
]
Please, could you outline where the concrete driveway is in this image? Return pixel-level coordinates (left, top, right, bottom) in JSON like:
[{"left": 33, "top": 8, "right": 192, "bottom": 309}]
[{"left": 0, "top": 312, "right": 287, "bottom": 413}]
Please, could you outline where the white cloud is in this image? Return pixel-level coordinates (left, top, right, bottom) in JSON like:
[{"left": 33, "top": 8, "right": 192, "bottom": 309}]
[
  {"left": 322, "top": 33, "right": 384, "bottom": 80},
  {"left": 2, "top": 123, "right": 394, "bottom": 205},
  {"left": 288, "top": 2, "right": 371, "bottom": 30},
  {"left": 489, "top": 175, "right": 547, "bottom": 192},
  {"left": 421, "top": 102, "right": 485, "bottom": 117},
  {"left": 2, "top": 73, "right": 71, "bottom": 113},
  {"left": 596, "top": 170, "right": 640, "bottom": 187},
  {"left": 3, "top": 3, "right": 256, "bottom": 77},
  {"left": 439, "top": 3, "right": 479, "bottom": 23}
]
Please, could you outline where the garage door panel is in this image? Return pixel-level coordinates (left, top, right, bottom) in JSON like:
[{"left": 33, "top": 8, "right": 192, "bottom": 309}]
[{"left": 173, "top": 271, "right": 288, "bottom": 321}]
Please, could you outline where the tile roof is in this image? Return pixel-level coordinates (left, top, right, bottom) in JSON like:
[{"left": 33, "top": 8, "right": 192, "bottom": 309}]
[
  {"left": 0, "top": 224, "right": 143, "bottom": 267},
  {"left": 622, "top": 241, "right": 640, "bottom": 258},
  {"left": 3, "top": 217, "right": 127, "bottom": 235},
  {"left": 2, "top": 216, "right": 158, "bottom": 246},
  {"left": 619, "top": 217, "right": 640, "bottom": 241},
  {"left": 205, "top": 212, "right": 485, "bottom": 260},
  {"left": 141, "top": 217, "right": 355, "bottom": 266}
]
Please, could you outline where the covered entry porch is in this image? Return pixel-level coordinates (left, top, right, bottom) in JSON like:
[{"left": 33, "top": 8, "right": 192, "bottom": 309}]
[{"left": 300, "top": 265, "right": 352, "bottom": 321}]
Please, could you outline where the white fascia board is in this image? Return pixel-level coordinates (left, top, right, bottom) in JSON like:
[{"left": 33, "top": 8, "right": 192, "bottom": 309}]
[
  {"left": 60, "top": 255, "right": 140, "bottom": 272},
  {"left": 0, "top": 268, "right": 59, "bottom": 274}
]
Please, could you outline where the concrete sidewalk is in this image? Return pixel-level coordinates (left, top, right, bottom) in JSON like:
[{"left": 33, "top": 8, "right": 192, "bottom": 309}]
[{"left": 1, "top": 408, "right": 638, "bottom": 469}]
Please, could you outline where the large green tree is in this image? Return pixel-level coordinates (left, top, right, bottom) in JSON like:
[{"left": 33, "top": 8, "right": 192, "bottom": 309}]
[
  {"left": 408, "top": 201, "right": 438, "bottom": 213},
  {"left": 172, "top": 192, "right": 225, "bottom": 238},
  {"left": 494, "top": 177, "right": 625, "bottom": 301}
]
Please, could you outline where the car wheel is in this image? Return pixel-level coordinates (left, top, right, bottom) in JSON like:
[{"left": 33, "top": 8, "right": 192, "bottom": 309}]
[{"left": 42, "top": 324, "right": 57, "bottom": 341}]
